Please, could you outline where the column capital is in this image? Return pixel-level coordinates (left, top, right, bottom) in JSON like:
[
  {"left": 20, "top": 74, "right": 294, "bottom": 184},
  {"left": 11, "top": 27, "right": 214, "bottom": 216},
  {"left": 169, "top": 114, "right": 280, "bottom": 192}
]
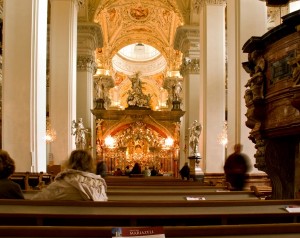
[
  {"left": 174, "top": 25, "right": 200, "bottom": 59},
  {"left": 197, "top": 0, "right": 226, "bottom": 7},
  {"left": 180, "top": 58, "right": 200, "bottom": 76},
  {"left": 78, "top": 22, "right": 103, "bottom": 49},
  {"left": 77, "top": 55, "right": 97, "bottom": 73}
]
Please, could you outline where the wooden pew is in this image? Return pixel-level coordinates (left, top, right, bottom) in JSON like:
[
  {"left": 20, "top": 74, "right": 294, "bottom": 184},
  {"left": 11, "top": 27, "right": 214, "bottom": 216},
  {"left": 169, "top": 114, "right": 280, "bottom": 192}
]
[
  {"left": 251, "top": 185, "right": 272, "bottom": 199},
  {"left": 10, "top": 172, "right": 55, "bottom": 191},
  {"left": 106, "top": 190, "right": 260, "bottom": 201},
  {"left": 0, "top": 199, "right": 299, "bottom": 227},
  {"left": 0, "top": 223, "right": 300, "bottom": 237}
]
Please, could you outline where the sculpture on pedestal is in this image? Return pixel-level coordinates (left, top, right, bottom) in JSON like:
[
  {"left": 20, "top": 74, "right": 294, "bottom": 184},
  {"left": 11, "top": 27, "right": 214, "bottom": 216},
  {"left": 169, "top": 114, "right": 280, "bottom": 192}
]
[
  {"left": 72, "top": 118, "right": 89, "bottom": 150},
  {"left": 189, "top": 120, "right": 202, "bottom": 158},
  {"left": 188, "top": 120, "right": 203, "bottom": 182},
  {"left": 126, "top": 72, "right": 151, "bottom": 109}
]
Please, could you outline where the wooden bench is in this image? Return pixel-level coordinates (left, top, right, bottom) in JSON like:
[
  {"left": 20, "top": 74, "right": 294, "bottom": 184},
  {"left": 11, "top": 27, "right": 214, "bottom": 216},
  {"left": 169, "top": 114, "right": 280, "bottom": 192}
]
[
  {"left": 251, "top": 185, "right": 273, "bottom": 199},
  {"left": 0, "top": 223, "right": 300, "bottom": 237},
  {"left": 10, "top": 172, "right": 54, "bottom": 191},
  {"left": 0, "top": 199, "right": 299, "bottom": 227}
]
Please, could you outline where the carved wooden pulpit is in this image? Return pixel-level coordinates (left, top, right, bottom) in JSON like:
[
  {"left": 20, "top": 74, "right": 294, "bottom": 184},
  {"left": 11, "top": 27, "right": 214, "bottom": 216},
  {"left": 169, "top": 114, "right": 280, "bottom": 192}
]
[{"left": 242, "top": 10, "right": 300, "bottom": 199}]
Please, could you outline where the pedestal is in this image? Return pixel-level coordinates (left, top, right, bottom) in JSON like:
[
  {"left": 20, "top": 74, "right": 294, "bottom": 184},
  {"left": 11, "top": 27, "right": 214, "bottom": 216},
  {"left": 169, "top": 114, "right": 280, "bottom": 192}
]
[
  {"left": 172, "top": 100, "right": 182, "bottom": 111},
  {"left": 188, "top": 155, "right": 204, "bottom": 182},
  {"left": 95, "top": 98, "right": 106, "bottom": 110}
]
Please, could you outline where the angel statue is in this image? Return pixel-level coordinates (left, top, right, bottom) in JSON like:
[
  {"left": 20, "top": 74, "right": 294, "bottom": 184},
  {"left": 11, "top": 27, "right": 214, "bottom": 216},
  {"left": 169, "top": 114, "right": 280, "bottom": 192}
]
[
  {"left": 189, "top": 120, "right": 202, "bottom": 158},
  {"left": 72, "top": 118, "right": 89, "bottom": 150}
]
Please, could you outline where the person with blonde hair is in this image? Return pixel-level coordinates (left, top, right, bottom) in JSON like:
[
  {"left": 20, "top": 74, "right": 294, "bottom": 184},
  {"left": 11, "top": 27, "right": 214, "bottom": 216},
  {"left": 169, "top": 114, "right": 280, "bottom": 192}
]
[
  {"left": 0, "top": 149, "right": 24, "bottom": 199},
  {"left": 32, "top": 149, "right": 107, "bottom": 201}
]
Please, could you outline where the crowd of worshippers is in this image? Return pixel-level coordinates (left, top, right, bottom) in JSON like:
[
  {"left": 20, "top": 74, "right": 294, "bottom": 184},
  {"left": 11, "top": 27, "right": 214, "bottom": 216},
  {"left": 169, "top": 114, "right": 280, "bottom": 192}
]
[
  {"left": 0, "top": 143, "right": 251, "bottom": 201},
  {"left": 109, "top": 163, "right": 162, "bottom": 177}
]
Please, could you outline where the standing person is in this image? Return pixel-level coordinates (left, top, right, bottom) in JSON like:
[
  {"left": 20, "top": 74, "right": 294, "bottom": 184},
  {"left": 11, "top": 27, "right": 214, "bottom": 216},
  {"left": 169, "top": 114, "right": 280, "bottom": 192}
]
[
  {"left": 0, "top": 150, "right": 24, "bottom": 199},
  {"left": 179, "top": 162, "right": 190, "bottom": 180},
  {"left": 224, "top": 144, "right": 250, "bottom": 191},
  {"left": 96, "top": 161, "right": 107, "bottom": 178},
  {"left": 32, "top": 150, "right": 108, "bottom": 201}
]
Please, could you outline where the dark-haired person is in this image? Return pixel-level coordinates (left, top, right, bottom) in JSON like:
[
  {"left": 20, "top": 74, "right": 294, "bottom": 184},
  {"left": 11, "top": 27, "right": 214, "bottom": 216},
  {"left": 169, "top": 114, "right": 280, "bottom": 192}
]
[
  {"left": 0, "top": 150, "right": 24, "bottom": 199},
  {"left": 32, "top": 149, "right": 107, "bottom": 201}
]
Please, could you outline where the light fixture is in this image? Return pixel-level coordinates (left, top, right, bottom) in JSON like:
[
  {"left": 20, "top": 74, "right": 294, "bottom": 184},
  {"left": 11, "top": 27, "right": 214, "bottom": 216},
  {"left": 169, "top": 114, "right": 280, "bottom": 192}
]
[
  {"left": 46, "top": 119, "right": 56, "bottom": 143},
  {"left": 164, "top": 136, "right": 174, "bottom": 148},
  {"left": 105, "top": 135, "right": 116, "bottom": 148},
  {"left": 217, "top": 121, "right": 228, "bottom": 147}
]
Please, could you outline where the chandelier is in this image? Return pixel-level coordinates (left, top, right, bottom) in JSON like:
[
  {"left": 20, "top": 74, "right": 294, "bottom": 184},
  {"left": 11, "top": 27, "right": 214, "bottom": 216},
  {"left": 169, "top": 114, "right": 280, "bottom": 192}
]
[
  {"left": 46, "top": 118, "right": 56, "bottom": 143},
  {"left": 217, "top": 121, "right": 228, "bottom": 147}
]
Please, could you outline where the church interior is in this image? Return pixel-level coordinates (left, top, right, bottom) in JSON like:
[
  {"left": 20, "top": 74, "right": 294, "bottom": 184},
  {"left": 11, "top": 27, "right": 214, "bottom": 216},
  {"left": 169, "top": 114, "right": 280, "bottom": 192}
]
[
  {"left": 1, "top": 0, "right": 300, "bottom": 194},
  {"left": 2, "top": 1, "right": 300, "bottom": 235}
]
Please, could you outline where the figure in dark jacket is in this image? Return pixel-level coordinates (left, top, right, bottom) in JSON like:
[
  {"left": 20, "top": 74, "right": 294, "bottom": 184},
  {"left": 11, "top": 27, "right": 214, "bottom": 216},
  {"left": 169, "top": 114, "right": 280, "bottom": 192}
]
[
  {"left": 224, "top": 144, "right": 250, "bottom": 191},
  {"left": 0, "top": 150, "right": 24, "bottom": 199},
  {"left": 179, "top": 162, "right": 190, "bottom": 180}
]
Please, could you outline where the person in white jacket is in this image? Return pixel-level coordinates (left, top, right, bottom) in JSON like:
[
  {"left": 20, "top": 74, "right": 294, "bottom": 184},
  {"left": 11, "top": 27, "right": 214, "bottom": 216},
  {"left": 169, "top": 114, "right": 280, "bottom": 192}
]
[{"left": 32, "top": 150, "right": 108, "bottom": 201}]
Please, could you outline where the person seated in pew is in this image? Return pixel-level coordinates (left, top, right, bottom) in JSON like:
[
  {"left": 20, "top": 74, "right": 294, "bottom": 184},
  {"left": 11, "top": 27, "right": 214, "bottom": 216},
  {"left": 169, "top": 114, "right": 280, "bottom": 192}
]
[
  {"left": 0, "top": 150, "right": 24, "bottom": 199},
  {"left": 151, "top": 166, "right": 158, "bottom": 176},
  {"left": 130, "top": 162, "right": 142, "bottom": 175},
  {"left": 143, "top": 166, "right": 151, "bottom": 177},
  {"left": 31, "top": 149, "right": 108, "bottom": 201},
  {"left": 114, "top": 168, "right": 123, "bottom": 176}
]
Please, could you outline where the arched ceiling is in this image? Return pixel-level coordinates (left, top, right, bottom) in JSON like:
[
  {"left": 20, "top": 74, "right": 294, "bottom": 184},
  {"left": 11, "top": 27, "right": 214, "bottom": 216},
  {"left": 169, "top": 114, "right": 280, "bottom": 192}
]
[
  {"left": 93, "top": 0, "right": 184, "bottom": 71},
  {"left": 79, "top": 0, "right": 188, "bottom": 110}
]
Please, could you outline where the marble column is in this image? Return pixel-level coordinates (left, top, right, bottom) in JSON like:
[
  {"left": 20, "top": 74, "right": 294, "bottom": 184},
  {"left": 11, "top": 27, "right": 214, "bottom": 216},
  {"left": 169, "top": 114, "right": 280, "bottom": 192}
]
[
  {"left": 198, "top": 0, "right": 226, "bottom": 173},
  {"left": 226, "top": 0, "right": 267, "bottom": 172},
  {"left": 174, "top": 25, "right": 201, "bottom": 174},
  {"left": 2, "top": 0, "right": 48, "bottom": 172},
  {"left": 49, "top": 0, "right": 81, "bottom": 164},
  {"left": 77, "top": 22, "right": 103, "bottom": 152}
]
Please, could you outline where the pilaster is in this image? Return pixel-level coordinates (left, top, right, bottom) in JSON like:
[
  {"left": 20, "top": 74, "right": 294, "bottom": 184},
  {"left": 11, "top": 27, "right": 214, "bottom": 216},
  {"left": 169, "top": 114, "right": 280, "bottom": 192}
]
[
  {"left": 2, "top": 0, "right": 48, "bottom": 172},
  {"left": 199, "top": 0, "right": 226, "bottom": 172},
  {"left": 49, "top": 0, "right": 79, "bottom": 164}
]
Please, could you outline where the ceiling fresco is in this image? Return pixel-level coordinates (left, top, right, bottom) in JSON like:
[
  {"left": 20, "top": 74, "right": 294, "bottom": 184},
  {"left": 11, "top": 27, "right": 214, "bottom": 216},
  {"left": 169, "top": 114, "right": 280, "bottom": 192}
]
[{"left": 79, "top": 0, "right": 187, "bottom": 110}]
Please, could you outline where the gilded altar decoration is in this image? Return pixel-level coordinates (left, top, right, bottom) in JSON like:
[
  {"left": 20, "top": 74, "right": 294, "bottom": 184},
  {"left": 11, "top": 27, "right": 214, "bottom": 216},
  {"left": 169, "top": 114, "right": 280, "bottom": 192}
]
[{"left": 127, "top": 72, "right": 151, "bottom": 108}]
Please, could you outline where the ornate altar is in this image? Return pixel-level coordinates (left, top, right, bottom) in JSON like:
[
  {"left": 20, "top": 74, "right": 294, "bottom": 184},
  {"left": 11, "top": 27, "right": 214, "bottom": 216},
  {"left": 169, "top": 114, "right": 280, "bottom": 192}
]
[
  {"left": 91, "top": 108, "right": 185, "bottom": 176},
  {"left": 242, "top": 10, "right": 300, "bottom": 199}
]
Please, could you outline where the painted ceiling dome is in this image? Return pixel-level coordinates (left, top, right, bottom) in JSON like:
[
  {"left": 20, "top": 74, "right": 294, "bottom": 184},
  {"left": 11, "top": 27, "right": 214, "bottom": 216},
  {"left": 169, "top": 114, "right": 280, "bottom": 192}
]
[{"left": 112, "top": 43, "right": 167, "bottom": 76}]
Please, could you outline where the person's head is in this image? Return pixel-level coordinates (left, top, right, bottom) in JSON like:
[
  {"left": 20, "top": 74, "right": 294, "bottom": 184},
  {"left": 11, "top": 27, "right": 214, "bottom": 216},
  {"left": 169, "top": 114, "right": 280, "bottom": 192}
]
[
  {"left": 67, "top": 149, "right": 94, "bottom": 172},
  {"left": 0, "top": 150, "right": 15, "bottom": 179},
  {"left": 234, "top": 144, "right": 243, "bottom": 154},
  {"left": 184, "top": 162, "right": 189, "bottom": 166}
]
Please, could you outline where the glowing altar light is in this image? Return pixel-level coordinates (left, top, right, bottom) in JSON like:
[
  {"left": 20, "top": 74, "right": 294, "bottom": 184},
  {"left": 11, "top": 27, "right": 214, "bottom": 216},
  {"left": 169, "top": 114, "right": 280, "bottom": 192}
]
[
  {"left": 105, "top": 135, "right": 116, "bottom": 148},
  {"left": 164, "top": 136, "right": 174, "bottom": 148}
]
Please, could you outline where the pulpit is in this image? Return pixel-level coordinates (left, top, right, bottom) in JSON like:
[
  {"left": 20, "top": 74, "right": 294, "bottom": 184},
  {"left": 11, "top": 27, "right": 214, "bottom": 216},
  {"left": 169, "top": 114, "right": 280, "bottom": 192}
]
[{"left": 242, "top": 10, "right": 300, "bottom": 199}]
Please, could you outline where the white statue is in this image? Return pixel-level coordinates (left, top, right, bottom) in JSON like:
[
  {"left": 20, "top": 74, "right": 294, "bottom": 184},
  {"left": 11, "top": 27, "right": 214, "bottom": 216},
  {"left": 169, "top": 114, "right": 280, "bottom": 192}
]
[
  {"left": 189, "top": 120, "right": 202, "bottom": 157},
  {"left": 72, "top": 118, "right": 89, "bottom": 150},
  {"left": 95, "top": 79, "right": 104, "bottom": 99},
  {"left": 172, "top": 81, "right": 182, "bottom": 101}
]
